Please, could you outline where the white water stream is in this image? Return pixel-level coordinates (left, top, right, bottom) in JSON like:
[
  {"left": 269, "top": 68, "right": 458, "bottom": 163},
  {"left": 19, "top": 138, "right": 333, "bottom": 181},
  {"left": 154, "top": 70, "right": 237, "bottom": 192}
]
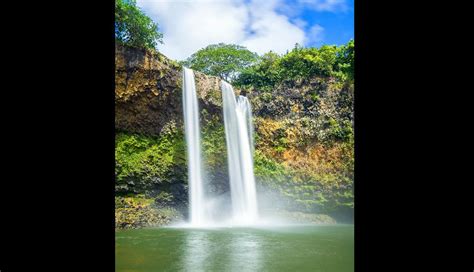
[{"left": 182, "top": 68, "right": 258, "bottom": 227}]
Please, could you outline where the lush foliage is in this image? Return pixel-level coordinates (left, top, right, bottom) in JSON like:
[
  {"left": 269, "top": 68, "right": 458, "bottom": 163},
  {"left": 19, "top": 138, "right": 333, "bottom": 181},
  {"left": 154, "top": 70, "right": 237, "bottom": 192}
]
[
  {"left": 253, "top": 136, "right": 353, "bottom": 217},
  {"left": 115, "top": 195, "right": 182, "bottom": 229},
  {"left": 335, "top": 39, "right": 354, "bottom": 81},
  {"left": 181, "top": 43, "right": 258, "bottom": 82},
  {"left": 235, "top": 40, "right": 354, "bottom": 90},
  {"left": 115, "top": 0, "right": 163, "bottom": 49},
  {"left": 235, "top": 51, "right": 282, "bottom": 90},
  {"left": 115, "top": 131, "right": 186, "bottom": 193},
  {"left": 201, "top": 114, "right": 227, "bottom": 169}
]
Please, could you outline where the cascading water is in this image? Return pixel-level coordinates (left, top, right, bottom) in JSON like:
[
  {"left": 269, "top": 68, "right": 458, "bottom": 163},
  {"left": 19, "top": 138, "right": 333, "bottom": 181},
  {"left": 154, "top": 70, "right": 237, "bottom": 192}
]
[
  {"left": 182, "top": 67, "right": 206, "bottom": 226},
  {"left": 221, "top": 81, "right": 259, "bottom": 224},
  {"left": 181, "top": 68, "right": 259, "bottom": 227}
]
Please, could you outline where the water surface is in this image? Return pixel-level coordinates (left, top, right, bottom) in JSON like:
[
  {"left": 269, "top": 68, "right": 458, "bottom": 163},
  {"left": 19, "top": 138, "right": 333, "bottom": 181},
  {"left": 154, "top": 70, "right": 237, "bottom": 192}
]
[{"left": 116, "top": 224, "right": 353, "bottom": 272}]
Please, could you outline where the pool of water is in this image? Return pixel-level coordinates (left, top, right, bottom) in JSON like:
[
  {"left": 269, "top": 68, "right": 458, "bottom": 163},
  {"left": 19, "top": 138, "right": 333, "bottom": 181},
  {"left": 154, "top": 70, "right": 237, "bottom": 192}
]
[{"left": 115, "top": 224, "right": 354, "bottom": 272}]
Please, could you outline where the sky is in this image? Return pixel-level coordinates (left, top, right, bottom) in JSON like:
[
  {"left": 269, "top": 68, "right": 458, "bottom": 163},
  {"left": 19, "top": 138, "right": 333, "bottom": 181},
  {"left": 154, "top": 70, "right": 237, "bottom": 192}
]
[{"left": 136, "top": 0, "right": 354, "bottom": 60}]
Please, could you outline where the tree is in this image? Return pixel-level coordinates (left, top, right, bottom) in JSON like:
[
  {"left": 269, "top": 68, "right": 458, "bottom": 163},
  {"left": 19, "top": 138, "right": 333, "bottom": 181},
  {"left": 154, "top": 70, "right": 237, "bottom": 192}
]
[
  {"left": 182, "top": 43, "right": 258, "bottom": 82},
  {"left": 115, "top": 0, "right": 163, "bottom": 50},
  {"left": 234, "top": 40, "right": 355, "bottom": 89},
  {"left": 279, "top": 45, "right": 338, "bottom": 79},
  {"left": 335, "top": 39, "right": 354, "bottom": 81},
  {"left": 234, "top": 51, "right": 282, "bottom": 90}
]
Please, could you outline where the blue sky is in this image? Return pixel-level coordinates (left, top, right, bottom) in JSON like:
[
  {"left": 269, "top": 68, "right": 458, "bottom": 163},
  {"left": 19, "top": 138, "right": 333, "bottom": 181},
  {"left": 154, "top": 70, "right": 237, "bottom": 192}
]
[
  {"left": 293, "top": 1, "right": 354, "bottom": 47},
  {"left": 137, "top": 0, "right": 354, "bottom": 60}
]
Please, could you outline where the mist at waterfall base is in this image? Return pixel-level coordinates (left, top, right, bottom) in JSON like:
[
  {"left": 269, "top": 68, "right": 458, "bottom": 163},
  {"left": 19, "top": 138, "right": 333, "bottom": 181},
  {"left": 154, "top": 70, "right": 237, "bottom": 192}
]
[{"left": 179, "top": 68, "right": 297, "bottom": 228}]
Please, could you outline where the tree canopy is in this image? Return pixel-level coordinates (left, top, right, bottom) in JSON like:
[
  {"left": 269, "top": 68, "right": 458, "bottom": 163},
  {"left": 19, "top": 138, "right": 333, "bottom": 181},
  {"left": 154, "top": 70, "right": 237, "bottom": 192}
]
[
  {"left": 115, "top": 0, "right": 163, "bottom": 50},
  {"left": 234, "top": 40, "right": 354, "bottom": 90},
  {"left": 181, "top": 43, "right": 259, "bottom": 82},
  {"left": 335, "top": 39, "right": 354, "bottom": 81}
]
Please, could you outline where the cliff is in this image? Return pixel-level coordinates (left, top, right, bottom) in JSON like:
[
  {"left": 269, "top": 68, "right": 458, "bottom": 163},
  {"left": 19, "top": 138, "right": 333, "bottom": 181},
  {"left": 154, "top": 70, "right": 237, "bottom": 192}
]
[
  {"left": 114, "top": 44, "right": 354, "bottom": 228},
  {"left": 115, "top": 44, "right": 223, "bottom": 135}
]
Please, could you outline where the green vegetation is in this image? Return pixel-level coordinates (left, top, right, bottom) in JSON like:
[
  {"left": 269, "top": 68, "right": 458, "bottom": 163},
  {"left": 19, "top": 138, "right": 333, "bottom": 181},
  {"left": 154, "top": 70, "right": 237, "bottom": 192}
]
[
  {"left": 181, "top": 43, "right": 258, "bottom": 82},
  {"left": 253, "top": 146, "right": 353, "bottom": 217},
  {"left": 201, "top": 117, "right": 227, "bottom": 169},
  {"left": 235, "top": 40, "right": 354, "bottom": 90},
  {"left": 115, "top": 130, "right": 186, "bottom": 193},
  {"left": 335, "top": 39, "right": 354, "bottom": 82},
  {"left": 115, "top": 0, "right": 163, "bottom": 50},
  {"left": 254, "top": 150, "right": 287, "bottom": 187},
  {"left": 235, "top": 51, "right": 282, "bottom": 90},
  {"left": 181, "top": 40, "right": 354, "bottom": 88},
  {"left": 115, "top": 195, "right": 183, "bottom": 229}
]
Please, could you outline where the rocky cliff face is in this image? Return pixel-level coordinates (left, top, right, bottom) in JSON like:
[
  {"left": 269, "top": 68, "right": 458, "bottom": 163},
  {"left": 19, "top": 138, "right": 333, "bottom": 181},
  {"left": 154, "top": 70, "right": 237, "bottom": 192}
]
[
  {"left": 115, "top": 44, "right": 354, "bottom": 228},
  {"left": 115, "top": 44, "right": 223, "bottom": 136},
  {"left": 246, "top": 77, "right": 354, "bottom": 221}
]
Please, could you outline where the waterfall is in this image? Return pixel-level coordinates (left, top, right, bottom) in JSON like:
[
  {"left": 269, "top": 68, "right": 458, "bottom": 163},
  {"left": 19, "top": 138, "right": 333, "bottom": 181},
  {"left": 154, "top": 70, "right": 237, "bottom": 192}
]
[
  {"left": 221, "top": 81, "right": 259, "bottom": 224},
  {"left": 181, "top": 67, "right": 259, "bottom": 227},
  {"left": 182, "top": 67, "right": 206, "bottom": 226}
]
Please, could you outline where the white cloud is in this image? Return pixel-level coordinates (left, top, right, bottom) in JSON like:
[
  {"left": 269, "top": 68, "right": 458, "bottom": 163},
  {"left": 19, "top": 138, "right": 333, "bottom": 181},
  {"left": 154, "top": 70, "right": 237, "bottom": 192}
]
[
  {"left": 136, "top": 0, "right": 307, "bottom": 60},
  {"left": 241, "top": 0, "right": 306, "bottom": 55},
  {"left": 298, "top": 0, "right": 347, "bottom": 12},
  {"left": 292, "top": 18, "right": 308, "bottom": 29},
  {"left": 305, "top": 24, "right": 324, "bottom": 46}
]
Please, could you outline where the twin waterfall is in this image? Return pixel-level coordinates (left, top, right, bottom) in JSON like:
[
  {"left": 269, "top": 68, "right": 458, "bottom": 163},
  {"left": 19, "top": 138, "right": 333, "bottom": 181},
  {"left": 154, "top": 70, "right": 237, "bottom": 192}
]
[{"left": 182, "top": 67, "right": 258, "bottom": 227}]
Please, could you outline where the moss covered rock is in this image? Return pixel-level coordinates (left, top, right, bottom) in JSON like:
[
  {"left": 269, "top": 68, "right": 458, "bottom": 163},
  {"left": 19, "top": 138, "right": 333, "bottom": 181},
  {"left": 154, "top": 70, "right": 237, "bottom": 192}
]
[{"left": 115, "top": 195, "right": 183, "bottom": 229}]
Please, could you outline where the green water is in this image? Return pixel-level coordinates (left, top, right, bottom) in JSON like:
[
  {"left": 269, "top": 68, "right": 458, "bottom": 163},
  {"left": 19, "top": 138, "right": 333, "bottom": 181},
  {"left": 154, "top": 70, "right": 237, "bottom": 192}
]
[{"left": 116, "top": 224, "right": 354, "bottom": 272}]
